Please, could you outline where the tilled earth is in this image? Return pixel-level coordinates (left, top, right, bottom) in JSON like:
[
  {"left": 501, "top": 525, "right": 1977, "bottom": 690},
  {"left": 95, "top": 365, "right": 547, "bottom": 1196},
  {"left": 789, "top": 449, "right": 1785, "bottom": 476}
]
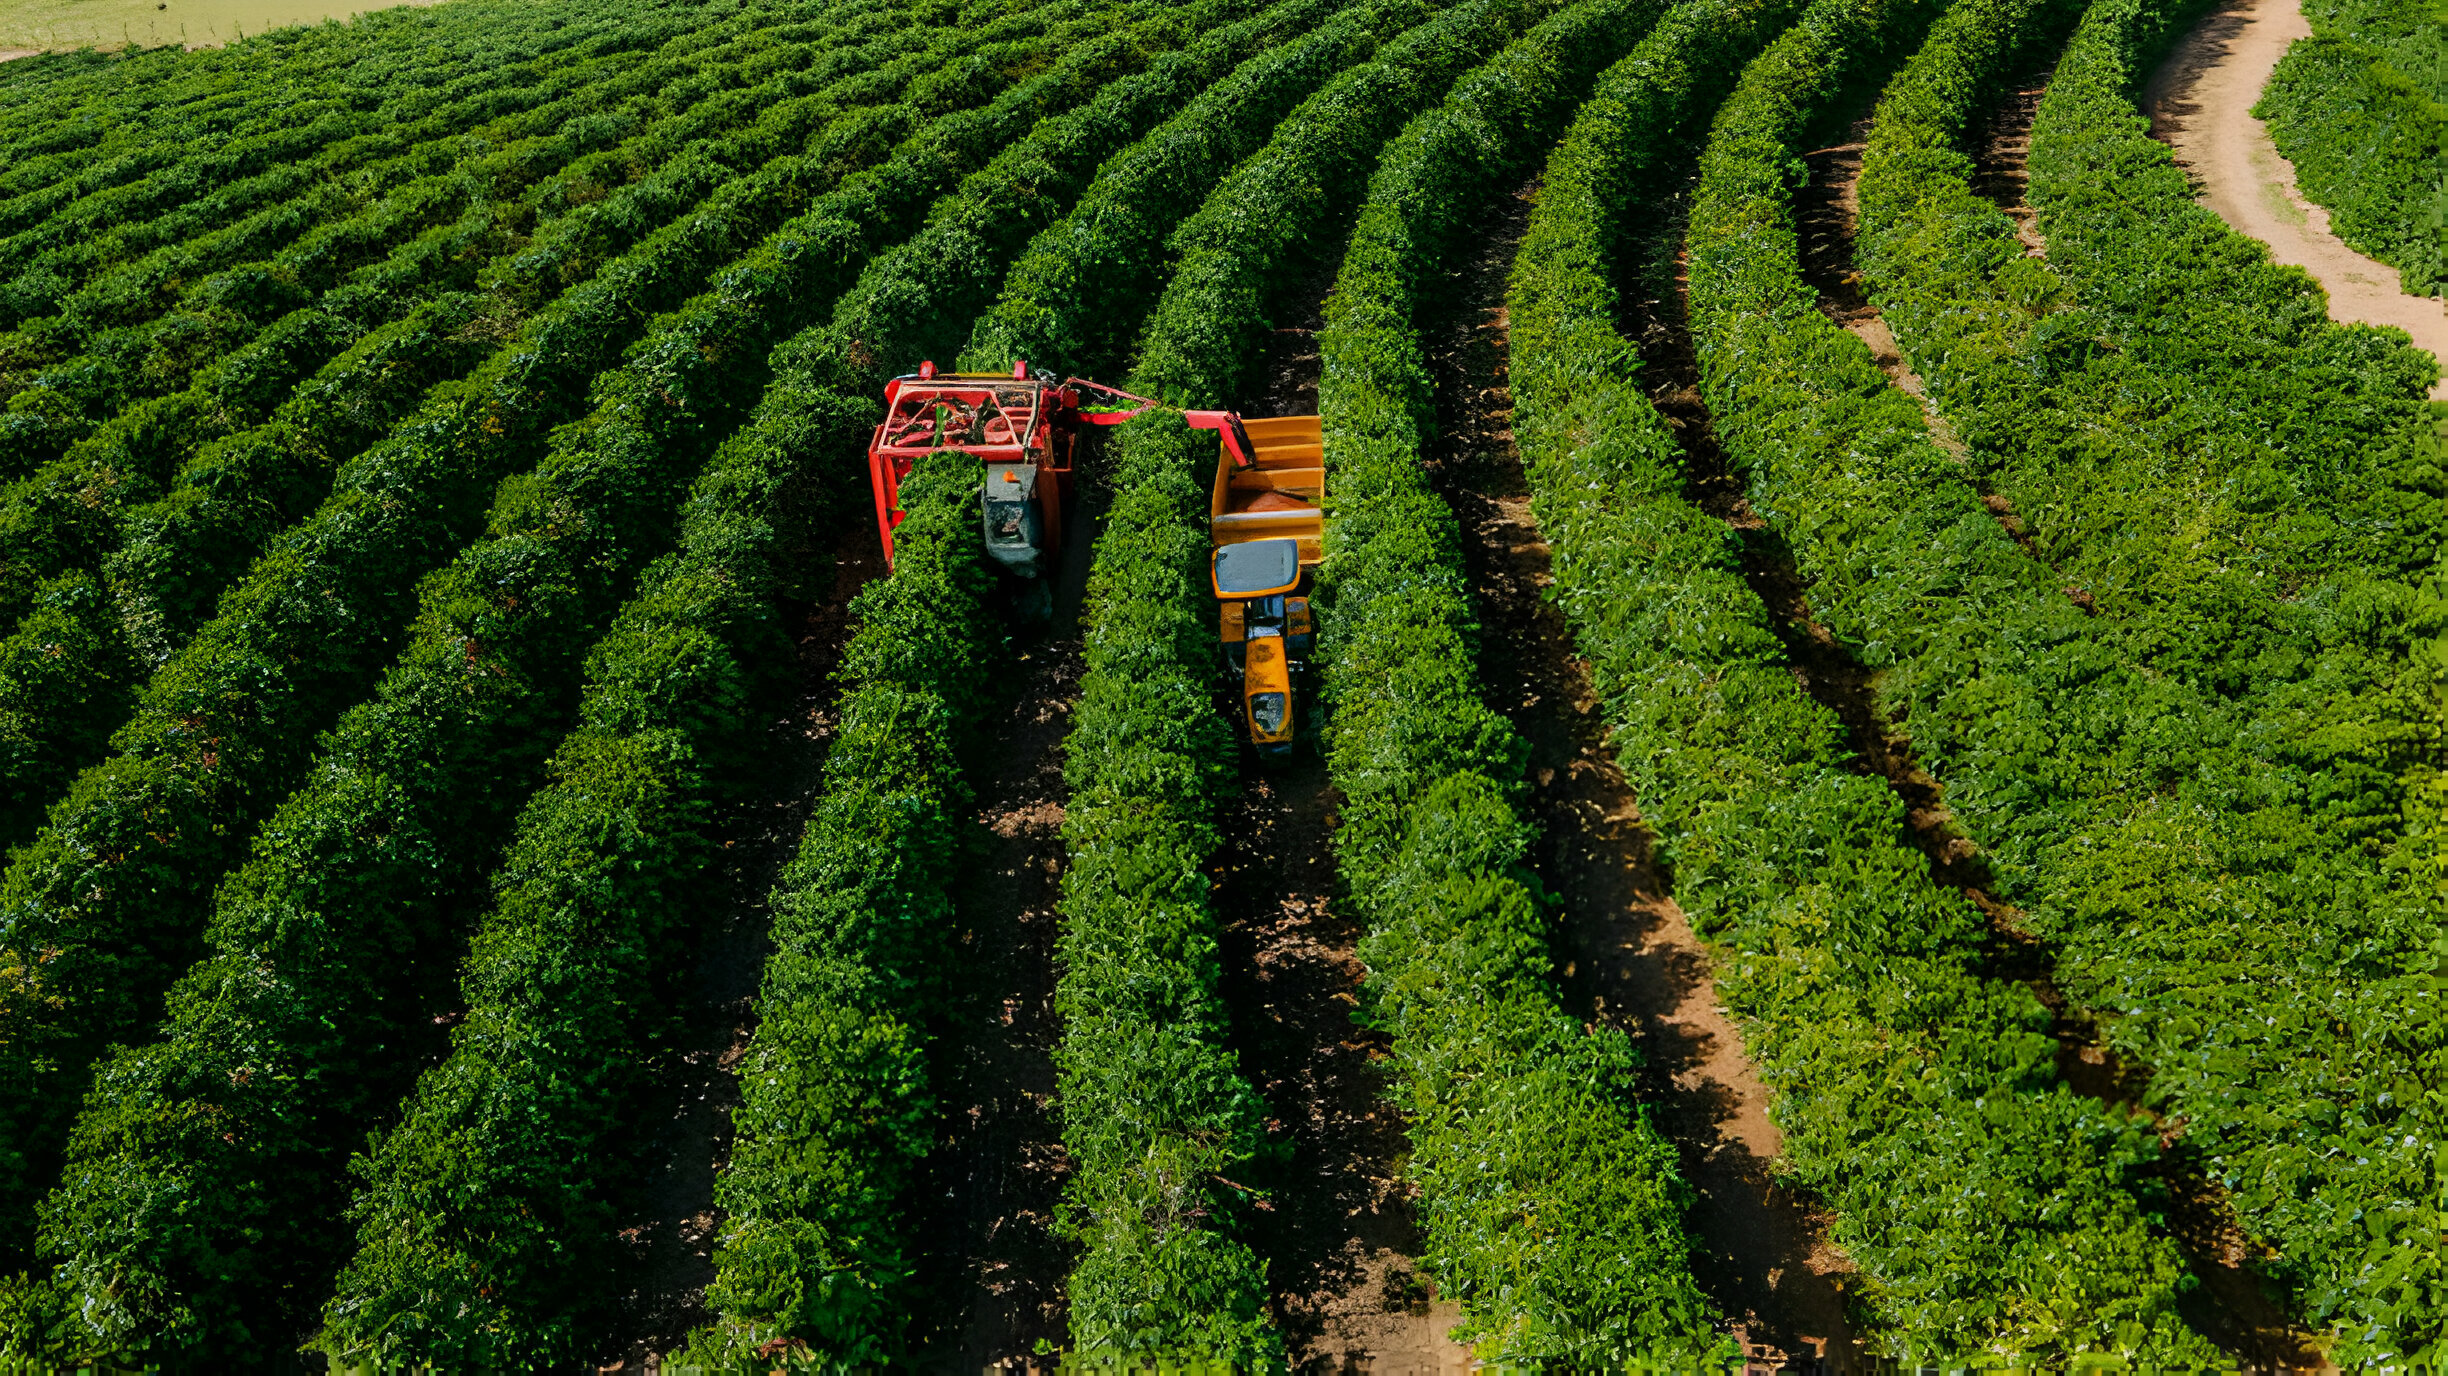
[{"left": 1218, "top": 249, "right": 1472, "bottom": 1368}]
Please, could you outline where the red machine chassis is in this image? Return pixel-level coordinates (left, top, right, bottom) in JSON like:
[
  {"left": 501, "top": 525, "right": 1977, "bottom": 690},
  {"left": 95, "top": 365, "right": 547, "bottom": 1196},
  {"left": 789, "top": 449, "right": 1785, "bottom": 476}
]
[{"left": 866, "top": 359, "right": 1258, "bottom": 570}]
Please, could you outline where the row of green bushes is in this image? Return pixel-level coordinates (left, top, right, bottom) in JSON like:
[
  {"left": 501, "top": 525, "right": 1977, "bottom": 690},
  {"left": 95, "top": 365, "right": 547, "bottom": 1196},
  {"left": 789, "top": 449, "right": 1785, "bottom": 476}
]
[
  {"left": 284, "top": 1, "right": 1320, "bottom": 1364},
  {"left": 0, "top": 0, "right": 889, "bottom": 508},
  {"left": 0, "top": 6, "right": 644, "bottom": 332},
  {"left": 1850, "top": 0, "right": 2448, "bottom": 1356},
  {"left": 675, "top": 451, "right": 990, "bottom": 1369},
  {"left": 1041, "top": 0, "right": 1560, "bottom": 1352},
  {"left": 9, "top": 4, "right": 1119, "bottom": 1362},
  {"left": 0, "top": 45, "right": 283, "bottom": 199},
  {"left": 1055, "top": 411, "right": 1272, "bottom": 1357},
  {"left": 0, "top": 0, "right": 973, "bottom": 848},
  {"left": 1506, "top": 0, "right": 2217, "bottom": 1356},
  {"left": 1311, "top": 0, "right": 1736, "bottom": 1358},
  {"left": 677, "top": 1, "right": 1356, "bottom": 1359},
  {"left": 0, "top": 1, "right": 817, "bottom": 430},
  {"left": 954, "top": 0, "right": 1435, "bottom": 379},
  {"left": 2304, "top": 0, "right": 2448, "bottom": 91},
  {"left": 0, "top": 0, "right": 1125, "bottom": 1273},
  {"left": 91, "top": 1, "right": 918, "bottom": 638},
  {"left": 0, "top": 1, "right": 626, "bottom": 215},
  {"left": 2260, "top": 0, "right": 2448, "bottom": 294}
]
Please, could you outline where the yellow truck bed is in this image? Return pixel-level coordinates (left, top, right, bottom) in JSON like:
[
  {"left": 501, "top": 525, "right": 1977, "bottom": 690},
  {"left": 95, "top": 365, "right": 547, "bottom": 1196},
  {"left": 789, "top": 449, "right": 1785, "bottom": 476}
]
[{"left": 1210, "top": 415, "right": 1324, "bottom": 565}]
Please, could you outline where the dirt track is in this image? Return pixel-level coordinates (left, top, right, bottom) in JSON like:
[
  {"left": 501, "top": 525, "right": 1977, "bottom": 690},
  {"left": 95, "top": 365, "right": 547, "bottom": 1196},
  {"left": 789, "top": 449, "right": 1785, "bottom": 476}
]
[
  {"left": 1432, "top": 180, "right": 1857, "bottom": 1364},
  {"left": 904, "top": 444, "right": 1116, "bottom": 1366},
  {"left": 1216, "top": 258, "right": 1473, "bottom": 1370},
  {"left": 601, "top": 530, "right": 884, "bottom": 1370},
  {"left": 908, "top": 637, "right": 1081, "bottom": 1365},
  {"left": 2145, "top": 0, "right": 2448, "bottom": 398}
]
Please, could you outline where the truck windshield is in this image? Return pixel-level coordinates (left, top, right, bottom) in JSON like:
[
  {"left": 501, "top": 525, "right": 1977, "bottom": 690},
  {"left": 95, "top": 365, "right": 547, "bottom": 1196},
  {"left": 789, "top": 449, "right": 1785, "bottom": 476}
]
[{"left": 1215, "top": 538, "right": 1298, "bottom": 595}]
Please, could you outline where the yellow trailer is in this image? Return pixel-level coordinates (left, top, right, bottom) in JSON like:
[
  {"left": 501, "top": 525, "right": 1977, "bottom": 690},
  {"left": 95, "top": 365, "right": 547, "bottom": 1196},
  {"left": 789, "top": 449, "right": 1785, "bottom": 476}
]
[{"left": 1200, "top": 413, "right": 1323, "bottom": 758}]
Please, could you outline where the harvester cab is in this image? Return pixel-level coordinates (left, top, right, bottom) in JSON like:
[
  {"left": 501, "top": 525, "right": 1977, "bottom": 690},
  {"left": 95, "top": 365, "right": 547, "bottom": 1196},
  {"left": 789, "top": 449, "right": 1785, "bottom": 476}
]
[{"left": 1202, "top": 412, "right": 1324, "bottom": 760}]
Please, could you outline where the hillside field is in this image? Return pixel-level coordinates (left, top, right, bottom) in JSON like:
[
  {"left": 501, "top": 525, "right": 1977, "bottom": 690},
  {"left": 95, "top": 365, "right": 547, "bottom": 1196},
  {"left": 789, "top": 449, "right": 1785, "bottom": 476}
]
[{"left": 0, "top": 0, "right": 2443, "bottom": 1366}]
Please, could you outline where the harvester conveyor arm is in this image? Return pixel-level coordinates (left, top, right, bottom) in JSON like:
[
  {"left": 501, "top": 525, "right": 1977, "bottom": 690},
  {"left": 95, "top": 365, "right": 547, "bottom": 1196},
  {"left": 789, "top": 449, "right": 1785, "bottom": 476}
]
[{"left": 1061, "top": 377, "right": 1256, "bottom": 467}]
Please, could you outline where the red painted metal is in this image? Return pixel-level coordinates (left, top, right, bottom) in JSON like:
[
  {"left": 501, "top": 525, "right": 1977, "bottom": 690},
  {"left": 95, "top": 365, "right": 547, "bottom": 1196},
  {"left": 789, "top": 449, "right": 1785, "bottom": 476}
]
[
  {"left": 869, "top": 361, "right": 1074, "bottom": 571},
  {"left": 1182, "top": 409, "right": 1258, "bottom": 467},
  {"left": 866, "top": 362, "right": 1255, "bottom": 571}
]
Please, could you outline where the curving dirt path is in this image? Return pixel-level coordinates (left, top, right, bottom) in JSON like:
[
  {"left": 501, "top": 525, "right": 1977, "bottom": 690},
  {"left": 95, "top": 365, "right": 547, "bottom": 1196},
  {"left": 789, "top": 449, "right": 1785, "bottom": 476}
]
[
  {"left": 1436, "top": 180, "right": 1858, "bottom": 1365},
  {"left": 1799, "top": 119, "right": 1970, "bottom": 455},
  {"left": 2145, "top": 0, "right": 2448, "bottom": 398}
]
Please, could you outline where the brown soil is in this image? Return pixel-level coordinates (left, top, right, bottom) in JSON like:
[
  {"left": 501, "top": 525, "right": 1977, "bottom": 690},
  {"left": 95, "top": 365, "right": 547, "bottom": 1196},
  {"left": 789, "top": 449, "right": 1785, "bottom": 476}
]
[
  {"left": 1776, "top": 96, "right": 2327, "bottom": 1368},
  {"left": 598, "top": 528, "right": 886, "bottom": 1370},
  {"left": 2144, "top": 0, "right": 2448, "bottom": 397},
  {"left": 903, "top": 473, "right": 1111, "bottom": 1369},
  {"left": 1970, "top": 81, "right": 2051, "bottom": 255},
  {"left": 1433, "top": 181, "right": 1858, "bottom": 1363},
  {"left": 1209, "top": 761, "right": 1468, "bottom": 1369},
  {"left": 1212, "top": 254, "right": 1470, "bottom": 1368},
  {"left": 906, "top": 642, "right": 1082, "bottom": 1366},
  {"left": 1799, "top": 119, "right": 1967, "bottom": 456}
]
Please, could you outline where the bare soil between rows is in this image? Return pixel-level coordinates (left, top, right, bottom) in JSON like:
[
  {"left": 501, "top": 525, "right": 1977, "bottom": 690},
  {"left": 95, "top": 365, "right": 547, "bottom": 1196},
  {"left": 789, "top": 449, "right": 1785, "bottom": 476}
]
[
  {"left": 905, "top": 641, "right": 1085, "bottom": 1366},
  {"left": 1443, "top": 179, "right": 1858, "bottom": 1363},
  {"left": 1215, "top": 251, "right": 1471, "bottom": 1369}
]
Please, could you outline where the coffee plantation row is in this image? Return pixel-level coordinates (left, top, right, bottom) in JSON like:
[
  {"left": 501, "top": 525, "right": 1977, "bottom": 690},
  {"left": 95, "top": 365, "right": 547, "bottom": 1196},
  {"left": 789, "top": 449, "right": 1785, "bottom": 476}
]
[{"left": 0, "top": 0, "right": 2440, "bottom": 1361}]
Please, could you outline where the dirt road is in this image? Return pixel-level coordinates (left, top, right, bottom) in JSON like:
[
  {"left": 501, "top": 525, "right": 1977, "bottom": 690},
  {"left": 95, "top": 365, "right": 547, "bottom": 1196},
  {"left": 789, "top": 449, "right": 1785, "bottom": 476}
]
[{"left": 2145, "top": 0, "right": 2448, "bottom": 398}]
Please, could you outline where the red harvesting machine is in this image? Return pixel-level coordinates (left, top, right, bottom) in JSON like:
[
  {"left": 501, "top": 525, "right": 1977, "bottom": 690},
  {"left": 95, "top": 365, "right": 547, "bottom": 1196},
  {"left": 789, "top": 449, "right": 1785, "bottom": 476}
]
[
  {"left": 865, "top": 360, "right": 1274, "bottom": 576},
  {"left": 866, "top": 360, "right": 1326, "bottom": 756},
  {"left": 870, "top": 361, "right": 1125, "bottom": 578}
]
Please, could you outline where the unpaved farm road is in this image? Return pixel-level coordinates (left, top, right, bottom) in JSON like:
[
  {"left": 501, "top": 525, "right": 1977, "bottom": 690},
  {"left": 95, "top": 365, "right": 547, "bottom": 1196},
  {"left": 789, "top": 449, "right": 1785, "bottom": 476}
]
[{"left": 2146, "top": 0, "right": 2448, "bottom": 398}]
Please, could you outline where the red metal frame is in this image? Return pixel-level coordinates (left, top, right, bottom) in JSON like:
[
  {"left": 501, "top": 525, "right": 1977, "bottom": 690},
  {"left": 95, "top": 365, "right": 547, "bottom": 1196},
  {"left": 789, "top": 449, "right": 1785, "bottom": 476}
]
[
  {"left": 869, "top": 360, "right": 1063, "bottom": 571},
  {"left": 1182, "top": 409, "right": 1258, "bottom": 468},
  {"left": 866, "top": 361, "right": 1262, "bottom": 570}
]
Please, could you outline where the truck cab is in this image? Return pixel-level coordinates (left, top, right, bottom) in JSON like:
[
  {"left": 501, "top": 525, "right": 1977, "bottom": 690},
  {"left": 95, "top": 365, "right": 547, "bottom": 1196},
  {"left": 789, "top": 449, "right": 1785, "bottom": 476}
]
[{"left": 1205, "top": 414, "right": 1323, "bottom": 759}]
